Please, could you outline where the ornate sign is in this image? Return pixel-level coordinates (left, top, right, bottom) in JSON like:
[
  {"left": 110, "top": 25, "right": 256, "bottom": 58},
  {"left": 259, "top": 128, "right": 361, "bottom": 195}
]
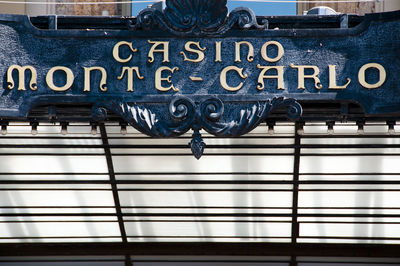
[{"left": 0, "top": 0, "right": 399, "bottom": 158}]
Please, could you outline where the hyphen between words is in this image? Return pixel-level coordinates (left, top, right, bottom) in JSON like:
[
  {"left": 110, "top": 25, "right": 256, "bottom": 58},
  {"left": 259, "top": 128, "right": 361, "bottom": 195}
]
[{"left": 6, "top": 40, "right": 386, "bottom": 92}]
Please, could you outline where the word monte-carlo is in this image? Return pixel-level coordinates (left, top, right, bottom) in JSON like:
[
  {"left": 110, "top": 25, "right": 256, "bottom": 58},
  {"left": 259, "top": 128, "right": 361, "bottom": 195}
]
[{"left": 7, "top": 40, "right": 386, "bottom": 93}]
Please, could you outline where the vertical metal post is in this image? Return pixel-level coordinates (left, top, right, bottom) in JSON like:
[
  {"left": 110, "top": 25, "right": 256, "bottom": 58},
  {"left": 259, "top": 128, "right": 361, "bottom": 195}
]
[
  {"left": 100, "top": 124, "right": 132, "bottom": 266},
  {"left": 290, "top": 122, "right": 302, "bottom": 266},
  {"left": 125, "top": 255, "right": 133, "bottom": 266}
]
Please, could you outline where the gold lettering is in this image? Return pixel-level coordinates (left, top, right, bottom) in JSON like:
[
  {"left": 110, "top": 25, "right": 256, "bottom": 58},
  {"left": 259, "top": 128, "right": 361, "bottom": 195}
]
[
  {"left": 328, "top": 65, "right": 351, "bottom": 89},
  {"left": 256, "top": 65, "right": 285, "bottom": 90},
  {"left": 180, "top": 41, "right": 206, "bottom": 63},
  {"left": 7, "top": 65, "right": 37, "bottom": 91},
  {"left": 84, "top": 67, "right": 108, "bottom": 92},
  {"left": 358, "top": 63, "right": 386, "bottom": 89},
  {"left": 155, "top": 66, "right": 179, "bottom": 92},
  {"left": 46, "top": 66, "right": 74, "bottom": 92},
  {"left": 261, "top": 41, "right": 284, "bottom": 63},
  {"left": 290, "top": 64, "right": 322, "bottom": 90},
  {"left": 235, "top": 41, "right": 254, "bottom": 63},
  {"left": 220, "top": 66, "right": 248, "bottom": 92},
  {"left": 148, "top": 40, "right": 169, "bottom": 63},
  {"left": 117, "top": 67, "right": 144, "bottom": 92},
  {"left": 215, "top": 41, "right": 222, "bottom": 63},
  {"left": 112, "top": 41, "right": 137, "bottom": 63}
]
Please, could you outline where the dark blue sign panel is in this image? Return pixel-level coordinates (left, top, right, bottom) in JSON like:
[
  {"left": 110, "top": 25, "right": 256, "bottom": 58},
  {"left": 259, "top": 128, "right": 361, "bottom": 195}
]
[{"left": 0, "top": 0, "right": 399, "bottom": 157}]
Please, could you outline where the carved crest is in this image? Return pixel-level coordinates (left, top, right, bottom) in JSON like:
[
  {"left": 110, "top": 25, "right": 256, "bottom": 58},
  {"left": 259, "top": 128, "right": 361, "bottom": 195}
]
[
  {"left": 132, "top": 0, "right": 268, "bottom": 36},
  {"left": 164, "top": 0, "right": 228, "bottom": 33}
]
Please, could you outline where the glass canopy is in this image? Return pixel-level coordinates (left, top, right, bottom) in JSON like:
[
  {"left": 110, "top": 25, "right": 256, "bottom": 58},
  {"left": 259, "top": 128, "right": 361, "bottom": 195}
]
[{"left": 0, "top": 121, "right": 399, "bottom": 245}]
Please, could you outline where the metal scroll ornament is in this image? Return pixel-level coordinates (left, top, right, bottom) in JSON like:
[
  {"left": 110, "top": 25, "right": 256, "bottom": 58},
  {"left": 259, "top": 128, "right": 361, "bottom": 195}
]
[
  {"left": 131, "top": 0, "right": 268, "bottom": 36},
  {"left": 92, "top": 97, "right": 302, "bottom": 159},
  {"left": 164, "top": 0, "right": 228, "bottom": 33}
]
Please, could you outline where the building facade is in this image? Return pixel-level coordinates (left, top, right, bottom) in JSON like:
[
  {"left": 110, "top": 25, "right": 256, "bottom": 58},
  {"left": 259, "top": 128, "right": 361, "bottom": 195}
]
[{"left": 0, "top": 1, "right": 399, "bottom": 265}]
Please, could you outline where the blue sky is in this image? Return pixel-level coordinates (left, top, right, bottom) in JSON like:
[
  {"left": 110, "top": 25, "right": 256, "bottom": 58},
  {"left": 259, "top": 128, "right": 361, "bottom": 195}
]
[{"left": 131, "top": 0, "right": 297, "bottom": 16}]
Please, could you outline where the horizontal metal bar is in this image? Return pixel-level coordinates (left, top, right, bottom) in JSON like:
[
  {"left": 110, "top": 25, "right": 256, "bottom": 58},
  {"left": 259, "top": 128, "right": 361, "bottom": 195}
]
[
  {"left": 0, "top": 220, "right": 291, "bottom": 223},
  {"left": 0, "top": 172, "right": 109, "bottom": 175},
  {"left": 111, "top": 153, "right": 295, "bottom": 156},
  {"left": 2, "top": 180, "right": 400, "bottom": 185},
  {"left": 1, "top": 213, "right": 398, "bottom": 218},
  {"left": 0, "top": 259, "right": 287, "bottom": 263},
  {"left": 301, "top": 144, "right": 400, "bottom": 148},
  {"left": 0, "top": 242, "right": 399, "bottom": 257},
  {"left": 0, "top": 188, "right": 112, "bottom": 191},
  {"left": 116, "top": 189, "right": 293, "bottom": 192},
  {"left": 0, "top": 180, "right": 113, "bottom": 184},
  {"left": 125, "top": 236, "right": 289, "bottom": 239},
  {"left": 0, "top": 205, "right": 398, "bottom": 210},
  {"left": 300, "top": 221, "right": 400, "bottom": 224},
  {"left": 0, "top": 144, "right": 293, "bottom": 149},
  {"left": 2, "top": 143, "right": 400, "bottom": 149},
  {"left": 2, "top": 188, "right": 400, "bottom": 192},
  {"left": 0, "top": 153, "right": 106, "bottom": 156},
  {"left": 301, "top": 154, "right": 400, "bottom": 157},
  {"left": 298, "top": 189, "right": 400, "bottom": 191},
  {"left": 0, "top": 206, "right": 115, "bottom": 208},
  {"left": 0, "top": 172, "right": 293, "bottom": 175},
  {"left": 2, "top": 152, "right": 400, "bottom": 157},
  {"left": 122, "top": 220, "right": 292, "bottom": 223},
  {"left": 0, "top": 236, "right": 121, "bottom": 239},
  {"left": 0, "top": 213, "right": 122, "bottom": 217},
  {"left": 299, "top": 135, "right": 400, "bottom": 139},
  {"left": 299, "top": 181, "right": 400, "bottom": 184},
  {"left": 295, "top": 261, "right": 399, "bottom": 265},
  {"left": 299, "top": 172, "right": 400, "bottom": 175},
  {"left": 0, "top": 220, "right": 118, "bottom": 223},
  {"left": 299, "top": 236, "right": 400, "bottom": 240},
  {"left": 0, "top": 259, "right": 125, "bottom": 263}
]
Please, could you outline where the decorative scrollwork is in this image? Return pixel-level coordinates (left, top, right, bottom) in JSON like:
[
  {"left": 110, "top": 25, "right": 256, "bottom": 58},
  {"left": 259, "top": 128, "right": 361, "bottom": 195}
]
[
  {"left": 198, "top": 97, "right": 301, "bottom": 138},
  {"left": 217, "top": 7, "right": 268, "bottom": 34},
  {"left": 169, "top": 96, "right": 196, "bottom": 121},
  {"left": 270, "top": 97, "right": 303, "bottom": 120},
  {"left": 199, "top": 100, "right": 269, "bottom": 137},
  {"left": 200, "top": 97, "right": 224, "bottom": 122},
  {"left": 164, "top": 0, "right": 228, "bottom": 34},
  {"left": 94, "top": 99, "right": 195, "bottom": 137},
  {"left": 92, "top": 96, "right": 302, "bottom": 158},
  {"left": 135, "top": 8, "right": 164, "bottom": 30},
  {"left": 91, "top": 105, "right": 107, "bottom": 121},
  {"left": 190, "top": 129, "right": 206, "bottom": 160},
  {"left": 129, "top": 0, "right": 267, "bottom": 36}
]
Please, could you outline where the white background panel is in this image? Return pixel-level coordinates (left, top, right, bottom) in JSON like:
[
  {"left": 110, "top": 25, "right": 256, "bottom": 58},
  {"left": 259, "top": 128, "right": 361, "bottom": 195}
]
[
  {"left": 0, "top": 222, "right": 121, "bottom": 238},
  {"left": 0, "top": 148, "right": 104, "bottom": 154},
  {"left": 0, "top": 138, "right": 102, "bottom": 145},
  {"left": 116, "top": 174, "right": 293, "bottom": 181},
  {"left": 0, "top": 191, "right": 115, "bottom": 206},
  {"left": 300, "top": 156, "right": 400, "bottom": 173},
  {"left": 299, "top": 191, "right": 400, "bottom": 207},
  {"left": 0, "top": 174, "right": 110, "bottom": 181},
  {"left": 124, "top": 221, "right": 291, "bottom": 237},
  {"left": 300, "top": 223, "right": 400, "bottom": 238},
  {"left": 300, "top": 174, "right": 400, "bottom": 181},
  {"left": 110, "top": 148, "right": 294, "bottom": 155},
  {"left": 0, "top": 156, "right": 108, "bottom": 173},
  {"left": 113, "top": 156, "right": 294, "bottom": 173},
  {"left": 301, "top": 137, "right": 400, "bottom": 145},
  {"left": 119, "top": 191, "right": 292, "bottom": 207}
]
